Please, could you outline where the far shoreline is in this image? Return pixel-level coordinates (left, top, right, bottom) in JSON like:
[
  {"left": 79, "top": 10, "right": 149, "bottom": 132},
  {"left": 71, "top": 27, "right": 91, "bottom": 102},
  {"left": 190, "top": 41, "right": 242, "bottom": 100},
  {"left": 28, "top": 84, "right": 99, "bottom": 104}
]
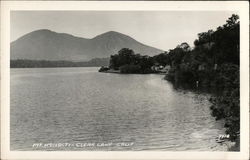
[
  {"left": 99, "top": 68, "right": 166, "bottom": 75},
  {"left": 10, "top": 66, "right": 101, "bottom": 69}
]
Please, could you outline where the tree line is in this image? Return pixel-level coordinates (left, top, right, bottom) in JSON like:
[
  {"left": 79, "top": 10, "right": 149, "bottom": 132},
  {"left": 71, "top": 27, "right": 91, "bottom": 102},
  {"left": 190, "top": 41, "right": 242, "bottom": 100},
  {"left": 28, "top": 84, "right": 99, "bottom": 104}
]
[
  {"left": 10, "top": 58, "right": 109, "bottom": 68},
  {"left": 108, "top": 48, "right": 155, "bottom": 73}
]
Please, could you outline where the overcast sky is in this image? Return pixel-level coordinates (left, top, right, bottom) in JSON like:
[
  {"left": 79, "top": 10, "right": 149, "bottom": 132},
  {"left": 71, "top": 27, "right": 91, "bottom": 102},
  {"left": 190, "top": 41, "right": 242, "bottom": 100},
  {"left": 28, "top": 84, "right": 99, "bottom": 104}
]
[{"left": 11, "top": 11, "right": 236, "bottom": 51}]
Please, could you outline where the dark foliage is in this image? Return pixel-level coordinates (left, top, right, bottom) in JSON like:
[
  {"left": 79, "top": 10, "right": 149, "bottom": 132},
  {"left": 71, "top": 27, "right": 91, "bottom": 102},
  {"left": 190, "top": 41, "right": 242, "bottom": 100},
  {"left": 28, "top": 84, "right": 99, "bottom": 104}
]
[
  {"left": 98, "top": 66, "right": 109, "bottom": 72},
  {"left": 164, "top": 14, "right": 240, "bottom": 141},
  {"left": 120, "top": 64, "right": 141, "bottom": 73},
  {"left": 152, "top": 52, "right": 170, "bottom": 66},
  {"left": 210, "top": 64, "right": 239, "bottom": 140},
  {"left": 109, "top": 48, "right": 155, "bottom": 73}
]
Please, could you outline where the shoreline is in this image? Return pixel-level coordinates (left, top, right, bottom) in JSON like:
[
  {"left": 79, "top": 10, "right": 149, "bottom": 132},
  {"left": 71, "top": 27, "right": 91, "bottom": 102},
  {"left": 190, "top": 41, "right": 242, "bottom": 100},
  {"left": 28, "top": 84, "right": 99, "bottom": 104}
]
[{"left": 99, "top": 69, "right": 166, "bottom": 75}]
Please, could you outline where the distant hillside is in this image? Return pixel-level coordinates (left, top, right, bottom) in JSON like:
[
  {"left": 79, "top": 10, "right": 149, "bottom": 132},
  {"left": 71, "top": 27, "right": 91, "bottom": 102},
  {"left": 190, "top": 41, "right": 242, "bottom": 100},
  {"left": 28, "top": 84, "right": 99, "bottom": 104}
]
[
  {"left": 11, "top": 29, "right": 163, "bottom": 61},
  {"left": 10, "top": 57, "right": 110, "bottom": 68}
]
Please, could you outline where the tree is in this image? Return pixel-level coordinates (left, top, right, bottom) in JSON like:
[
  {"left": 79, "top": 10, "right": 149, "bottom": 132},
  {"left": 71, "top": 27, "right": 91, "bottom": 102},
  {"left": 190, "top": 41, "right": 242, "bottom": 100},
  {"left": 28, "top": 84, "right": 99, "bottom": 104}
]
[
  {"left": 109, "top": 48, "right": 135, "bottom": 69},
  {"left": 177, "top": 42, "right": 191, "bottom": 52},
  {"left": 225, "top": 14, "right": 239, "bottom": 27},
  {"left": 117, "top": 48, "right": 135, "bottom": 66},
  {"left": 109, "top": 54, "right": 119, "bottom": 69},
  {"left": 152, "top": 52, "right": 170, "bottom": 66}
]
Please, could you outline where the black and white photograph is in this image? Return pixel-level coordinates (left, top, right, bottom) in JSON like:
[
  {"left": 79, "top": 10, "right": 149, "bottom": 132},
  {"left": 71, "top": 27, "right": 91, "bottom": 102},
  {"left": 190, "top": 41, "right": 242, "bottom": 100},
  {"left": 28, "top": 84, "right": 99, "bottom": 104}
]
[{"left": 1, "top": 1, "right": 249, "bottom": 160}]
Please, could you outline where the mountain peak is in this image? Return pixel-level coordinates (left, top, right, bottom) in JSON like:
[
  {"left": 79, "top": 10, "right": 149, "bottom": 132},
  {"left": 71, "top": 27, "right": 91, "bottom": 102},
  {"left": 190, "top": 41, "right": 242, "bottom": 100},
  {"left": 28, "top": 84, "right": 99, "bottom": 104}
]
[
  {"left": 31, "top": 29, "right": 54, "bottom": 34},
  {"left": 106, "top": 30, "right": 118, "bottom": 33},
  {"left": 92, "top": 31, "right": 134, "bottom": 42},
  {"left": 105, "top": 31, "right": 122, "bottom": 35},
  {"left": 11, "top": 29, "right": 163, "bottom": 61},
  {"left": 93, "top": 30, "right": 122, "bottom": 37}
]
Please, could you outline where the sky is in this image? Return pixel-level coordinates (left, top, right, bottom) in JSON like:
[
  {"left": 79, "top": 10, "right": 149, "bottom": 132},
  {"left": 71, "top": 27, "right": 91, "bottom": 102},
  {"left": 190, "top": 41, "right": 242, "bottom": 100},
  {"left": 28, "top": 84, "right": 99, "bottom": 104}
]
[{"left": 11, "top": 11, "right": 236, "bottom": 51}]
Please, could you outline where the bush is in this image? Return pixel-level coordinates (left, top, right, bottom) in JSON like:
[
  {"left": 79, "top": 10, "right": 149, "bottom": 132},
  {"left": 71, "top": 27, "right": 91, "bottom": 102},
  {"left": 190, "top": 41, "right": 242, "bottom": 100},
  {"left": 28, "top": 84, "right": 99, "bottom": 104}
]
[
  {"left": 209, "top": 63, "right": 239, "bottom": 140},
  {"left": 98, "top": 66, "right": 109, "bottom": 72},
  {"left": 119, "top": 64, "right": 141, "bottom": 73}
]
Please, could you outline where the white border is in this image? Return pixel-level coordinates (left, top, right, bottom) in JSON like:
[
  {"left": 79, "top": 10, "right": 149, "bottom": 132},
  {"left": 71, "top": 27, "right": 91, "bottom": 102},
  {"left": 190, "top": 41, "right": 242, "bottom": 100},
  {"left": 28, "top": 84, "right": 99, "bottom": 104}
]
[{"left": 1, "top": 1, "right": 249, "bottom": 160}]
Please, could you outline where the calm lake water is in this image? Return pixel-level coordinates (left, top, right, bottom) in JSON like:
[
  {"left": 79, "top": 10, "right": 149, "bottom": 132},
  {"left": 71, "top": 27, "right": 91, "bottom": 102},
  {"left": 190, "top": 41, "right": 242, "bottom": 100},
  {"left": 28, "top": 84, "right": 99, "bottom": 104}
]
[{"left": 10, "top": 67, "right": 227, "bottom": 151}]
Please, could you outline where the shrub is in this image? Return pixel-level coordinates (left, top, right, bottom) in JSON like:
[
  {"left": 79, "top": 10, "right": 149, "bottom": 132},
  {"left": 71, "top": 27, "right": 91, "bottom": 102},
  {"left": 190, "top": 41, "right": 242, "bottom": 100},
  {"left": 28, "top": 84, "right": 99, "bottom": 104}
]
[
  {"left": 119, "top": 64, "right": 141, "bottom": 73},
  {"left": 98, "top": 66, "right": 109, "bottom": 72}
]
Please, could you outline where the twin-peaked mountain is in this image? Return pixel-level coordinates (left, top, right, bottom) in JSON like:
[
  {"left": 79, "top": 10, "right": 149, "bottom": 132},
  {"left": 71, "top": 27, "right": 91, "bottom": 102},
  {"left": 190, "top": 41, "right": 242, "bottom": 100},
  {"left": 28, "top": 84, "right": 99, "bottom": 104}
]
[{"left": 11, "top": 29, "right": 163, "bottom": 61}]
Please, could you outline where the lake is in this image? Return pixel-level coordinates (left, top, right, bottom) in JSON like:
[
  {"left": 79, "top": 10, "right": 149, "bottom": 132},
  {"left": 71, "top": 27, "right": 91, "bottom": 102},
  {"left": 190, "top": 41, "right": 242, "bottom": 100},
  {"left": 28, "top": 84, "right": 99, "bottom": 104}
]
[{"left": 10, "top": 67, "right": 227, "bottom": 151}]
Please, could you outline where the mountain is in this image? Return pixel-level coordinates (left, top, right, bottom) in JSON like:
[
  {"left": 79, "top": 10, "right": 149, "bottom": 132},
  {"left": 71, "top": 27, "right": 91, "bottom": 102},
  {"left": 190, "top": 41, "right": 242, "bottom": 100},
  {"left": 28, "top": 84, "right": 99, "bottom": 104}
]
[{"left": 11, "top": 29, "right": 164, "bottom": 61}]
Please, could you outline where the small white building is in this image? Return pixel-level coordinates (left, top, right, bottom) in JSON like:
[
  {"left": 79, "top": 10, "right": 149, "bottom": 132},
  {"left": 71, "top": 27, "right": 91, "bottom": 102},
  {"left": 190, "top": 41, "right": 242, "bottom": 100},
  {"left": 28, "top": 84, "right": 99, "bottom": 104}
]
[{"left": 161, "top": 65, "right": 171, "bottom": 73}]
